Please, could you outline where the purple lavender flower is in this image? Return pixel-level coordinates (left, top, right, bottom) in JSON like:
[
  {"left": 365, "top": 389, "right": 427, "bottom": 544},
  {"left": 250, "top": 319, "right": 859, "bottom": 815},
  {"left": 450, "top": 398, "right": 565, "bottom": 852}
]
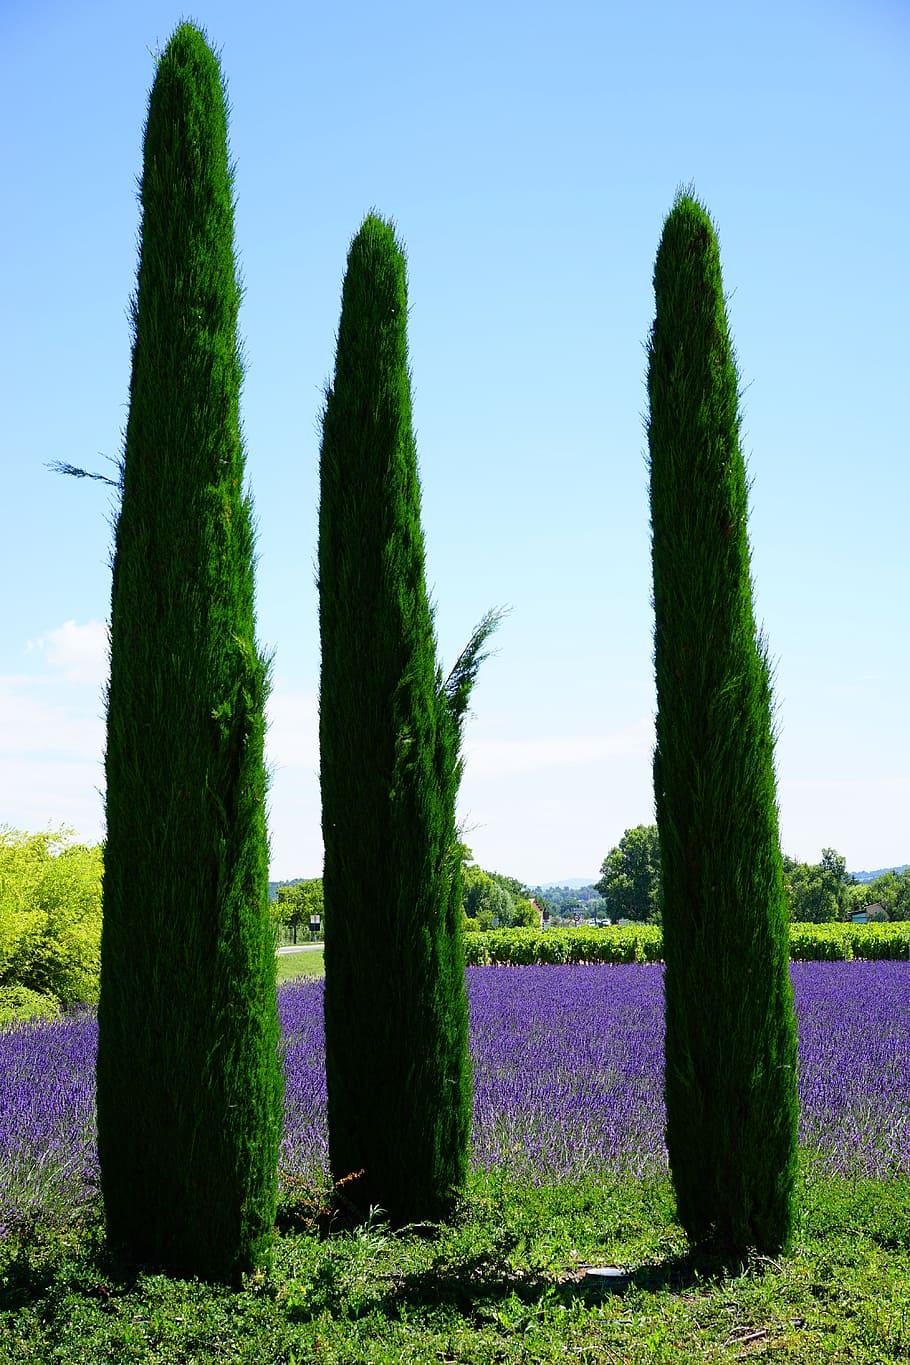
[
  {"left": 0, "top": 1009, "right": 97, "bottom": 1232},
  {"left": 2, "top": 962, "right": 909, "bottom": 1228}
]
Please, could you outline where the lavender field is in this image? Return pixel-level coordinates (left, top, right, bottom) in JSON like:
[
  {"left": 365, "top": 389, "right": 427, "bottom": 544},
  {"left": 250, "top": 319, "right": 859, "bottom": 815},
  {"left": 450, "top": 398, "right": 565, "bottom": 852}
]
[{"left": 2, "top": 962, "right": 909, "bottom": 1235}]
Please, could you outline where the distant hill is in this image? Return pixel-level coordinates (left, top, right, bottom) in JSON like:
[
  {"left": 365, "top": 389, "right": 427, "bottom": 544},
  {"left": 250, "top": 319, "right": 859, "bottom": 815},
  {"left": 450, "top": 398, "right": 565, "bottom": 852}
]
[
  {"left": 538, "top": 878, "right": 596, "bottom": 891},
  {"left": 272, "top": 869, "right": 908, "bottom": 901},
  {"left": 271, "top": 875, "right": 602, "bottom": 902},
  {"left": 850, "top": 865, "right": 908, "bottom": 885}
]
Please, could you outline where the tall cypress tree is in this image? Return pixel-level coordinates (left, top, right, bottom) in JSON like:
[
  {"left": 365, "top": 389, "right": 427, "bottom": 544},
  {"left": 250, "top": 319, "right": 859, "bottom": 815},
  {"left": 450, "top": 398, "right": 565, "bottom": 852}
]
[
  {"left": 647, "top": 187, "right": 798, "bottom": 1258},
  {"left": 96, "top": 22, "right": 283, "bottom": 1281},
  {"left": 319, "top": 214, "right": 499, "bottom": 1224}
]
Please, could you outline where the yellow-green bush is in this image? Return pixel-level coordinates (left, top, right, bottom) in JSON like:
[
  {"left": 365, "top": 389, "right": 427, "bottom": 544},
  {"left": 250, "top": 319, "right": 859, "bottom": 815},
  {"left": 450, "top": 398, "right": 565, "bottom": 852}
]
[
  {"left": 0, "top": 827, "right": 103, "bottom": 1009},
  {"left": 788, "top": 920, "right": 910, "bottom": 960},
  {"left": 463, "top": 921, "right": 910, "bottom": 965},
  {"left": 0, "top": 983, "right": 60, "bottom": 1028}
]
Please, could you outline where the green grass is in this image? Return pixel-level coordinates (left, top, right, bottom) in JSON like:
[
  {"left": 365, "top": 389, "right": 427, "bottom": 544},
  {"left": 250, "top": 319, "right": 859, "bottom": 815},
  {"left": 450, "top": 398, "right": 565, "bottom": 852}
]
[
  {"left": 3, "top": 1170, "right": 909, "bottom": 1363},
  {"left": 275, "top": 949, "right": 324, "bottom": 983}
]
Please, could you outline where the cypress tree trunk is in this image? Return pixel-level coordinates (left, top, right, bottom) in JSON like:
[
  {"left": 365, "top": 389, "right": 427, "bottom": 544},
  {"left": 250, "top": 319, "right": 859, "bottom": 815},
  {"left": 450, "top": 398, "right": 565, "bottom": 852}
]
[
  {"left": 319, "top": 214, "right": 497, "bottom": 1224},
  {"left": 647, "top": 187, "right": 798, "bottom": 1258},
  {"left": 96, "top": 22, "right": 283, "bottom": 1281}
]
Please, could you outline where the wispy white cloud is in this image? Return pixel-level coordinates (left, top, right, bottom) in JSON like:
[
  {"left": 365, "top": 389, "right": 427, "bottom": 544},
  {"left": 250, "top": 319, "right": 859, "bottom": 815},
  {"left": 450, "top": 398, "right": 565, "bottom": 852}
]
[{"left": 27, "top": 619, "right": 109, "bottom": 685}]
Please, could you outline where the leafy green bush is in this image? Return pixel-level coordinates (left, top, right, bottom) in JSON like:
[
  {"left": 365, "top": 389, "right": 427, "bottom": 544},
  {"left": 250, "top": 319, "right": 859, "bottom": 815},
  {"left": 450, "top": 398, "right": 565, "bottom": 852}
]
[
  {"left": 0, "top": 827, "right": 102, "bottom": 1008},
  {"left": 463, "top": 922, "right": 910, "bottom": 965},
  {"left": 0, "top": 983, "right": 60, "bottom": 1027},
  {"left": 788, "top": 921, "right": 910, "bottom": 960},
  {"left": 463, "top": 925, "right": 662, "bottom": 966}
]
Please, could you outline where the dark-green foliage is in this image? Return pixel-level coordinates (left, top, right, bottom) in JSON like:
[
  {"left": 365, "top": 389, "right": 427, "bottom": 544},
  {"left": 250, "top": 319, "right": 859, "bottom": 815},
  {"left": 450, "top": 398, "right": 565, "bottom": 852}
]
[
  {"left": 596, "top": 824, "right": 663, "bottom": 923},
  {"left": 96, "top": 22, "right": 283, "bottom": 1282},
  {"left": 646, "top": 186, "right": 799, "bottom": 1258},
  {"left": 318, "top": 213, "right": 500, "bottom": 1224}
]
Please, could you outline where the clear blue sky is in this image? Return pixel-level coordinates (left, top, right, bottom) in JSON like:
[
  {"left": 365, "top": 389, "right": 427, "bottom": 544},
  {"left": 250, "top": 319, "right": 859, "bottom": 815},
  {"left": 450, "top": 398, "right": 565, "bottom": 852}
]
[{"left": 2, "top": 0, "right": 908, "bottom": 884}]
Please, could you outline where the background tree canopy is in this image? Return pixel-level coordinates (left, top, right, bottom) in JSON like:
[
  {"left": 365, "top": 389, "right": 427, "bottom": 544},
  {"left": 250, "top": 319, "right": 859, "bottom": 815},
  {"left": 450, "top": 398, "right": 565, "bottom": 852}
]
[
  {"left": 272, "top": 879, "right": 324, "bottom": 929},
  {"left": 460, "top": 849, "right": 539, "bottom": 929},
  {"left": 848, "top": 865, "right": 910, "bottom": 921},
  {"left": 268, "top": 849, "right": 906, "bottom": 933},
  {"left": 781, "top": 849, "right": 852, "bottom": 923},
  {"left": 596, "top": 825, "right": 663, "bottom": 923},
  {"left": 531, "top": 884, "right": 606, "bottom": 923},
  {"left": 591, "top": 831, "right": 909, "bottom": 925}
]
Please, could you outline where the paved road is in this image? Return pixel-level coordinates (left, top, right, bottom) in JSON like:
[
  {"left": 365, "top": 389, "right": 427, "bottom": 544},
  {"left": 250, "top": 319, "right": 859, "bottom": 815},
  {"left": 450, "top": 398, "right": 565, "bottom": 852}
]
[{"left": 276, "top": 942, "right": 324, "bottom": 956}]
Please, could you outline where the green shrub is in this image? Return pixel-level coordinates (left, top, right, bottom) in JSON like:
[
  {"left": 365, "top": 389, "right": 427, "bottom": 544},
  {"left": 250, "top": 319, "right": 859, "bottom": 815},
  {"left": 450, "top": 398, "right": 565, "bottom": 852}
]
[
  {"left": 0, "top": 983, "right": 60, "bottom": 1028},
  {"left": 789, "top": 920, "right": 910, "bottom": 960},
  {"left": 854, "top": 922, "right": 910, "bottom": 958},
  {"left": 462, "top": 923, "right": 910, "bottom": 966},
  {"left": 462, "top": 925, "right": 663, "bottom": 966},
  {"left": 789, "top": 923, "right": 850, "bottom": 960},
  {"left": 0, "top": 827, "right": 102, "bottom": 1008}
]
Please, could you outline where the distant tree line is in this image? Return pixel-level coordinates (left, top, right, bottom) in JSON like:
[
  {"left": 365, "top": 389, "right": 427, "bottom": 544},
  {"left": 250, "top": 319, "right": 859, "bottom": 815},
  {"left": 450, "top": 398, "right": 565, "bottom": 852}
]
[
  {"left": 531, "top": 884, "right": 607, "bottom": 923},
  {"left": 268, "top": 850, "right": 542, "bottom": 935},
  {"left": 591, "top": 826, "right": 910, "bottom": 924}
]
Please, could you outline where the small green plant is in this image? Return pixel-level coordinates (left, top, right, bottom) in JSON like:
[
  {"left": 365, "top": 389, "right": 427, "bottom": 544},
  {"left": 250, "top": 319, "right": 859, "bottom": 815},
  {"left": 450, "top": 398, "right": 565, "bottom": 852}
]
[{"left": 0, "top": 984, "right": 60, "bottom": 1027}]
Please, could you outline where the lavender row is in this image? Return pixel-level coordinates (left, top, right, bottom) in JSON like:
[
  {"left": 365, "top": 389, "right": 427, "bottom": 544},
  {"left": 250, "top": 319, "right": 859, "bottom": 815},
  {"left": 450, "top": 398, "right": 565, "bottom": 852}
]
[{"left": 2, "top": 961, "right": 909, "bottom": 1232}]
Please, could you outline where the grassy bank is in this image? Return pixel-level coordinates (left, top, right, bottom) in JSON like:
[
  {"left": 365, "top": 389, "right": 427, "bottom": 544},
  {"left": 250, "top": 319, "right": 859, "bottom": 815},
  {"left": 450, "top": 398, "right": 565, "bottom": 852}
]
[
  {"left": 1, "top": 1170, "right": 908, "bottom": 1363},
  {"left": 276, "top": 950, "right": 325, "bottom": 983}
]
